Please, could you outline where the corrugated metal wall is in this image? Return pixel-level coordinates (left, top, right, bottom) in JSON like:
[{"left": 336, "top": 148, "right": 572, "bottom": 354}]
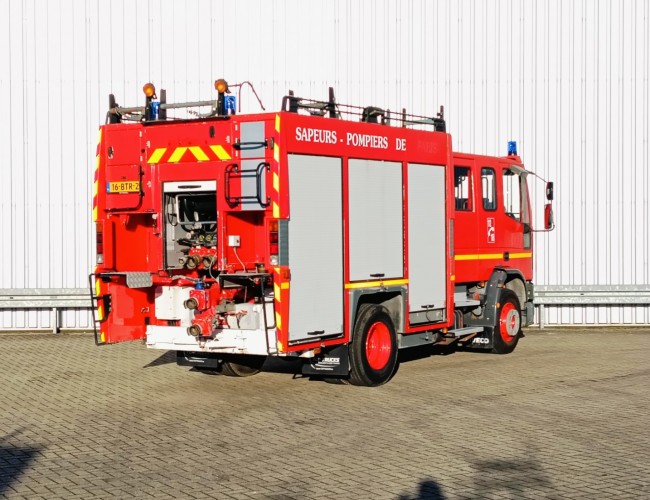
[{"left": 1, "top": 0, "right": 648, "bottom": 329}]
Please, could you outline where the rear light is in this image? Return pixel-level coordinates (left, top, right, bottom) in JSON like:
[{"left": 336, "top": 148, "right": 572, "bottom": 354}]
[
  {"left": 269, "top": 219, "right": 279, "bottom": 265},
  {"left": 96, "top": 222, "right": 104, "bottom": 265}
]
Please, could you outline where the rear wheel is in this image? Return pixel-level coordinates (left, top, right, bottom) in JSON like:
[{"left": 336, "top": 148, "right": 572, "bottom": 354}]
[
  {"left": 220, "top": 355, "right": 266, "bottom": 377},
  {"left": 349, "top": 304, "right": 398, "bottom": 386},
  {"left": 492, "top": 289, "right": 522, "bottom": 354}
]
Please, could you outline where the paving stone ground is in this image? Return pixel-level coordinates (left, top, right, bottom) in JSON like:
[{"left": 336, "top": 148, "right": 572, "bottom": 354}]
[{"left": 0, "top": 327, "right": 649, "bottom": 499}]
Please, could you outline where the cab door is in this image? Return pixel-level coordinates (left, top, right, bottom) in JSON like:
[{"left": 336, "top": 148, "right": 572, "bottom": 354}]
[
  {"left": 453, "top": 158, "right": 479, "bottom": 281},
  {"left": 499, "top": 162, "right": 533, "bottom": 277}
]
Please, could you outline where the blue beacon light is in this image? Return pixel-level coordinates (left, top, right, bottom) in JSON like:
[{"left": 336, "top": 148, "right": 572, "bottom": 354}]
[
  {"left": 224, "top": 95, "right": 237, "bottom": 115},
  {"left": 507, "top": 141, "right": 517, "bottom": 156}
]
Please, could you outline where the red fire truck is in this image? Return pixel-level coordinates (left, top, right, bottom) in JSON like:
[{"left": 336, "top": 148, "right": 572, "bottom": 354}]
[{"left": 91, "top": 79, "right": 554, "bottom": 386}]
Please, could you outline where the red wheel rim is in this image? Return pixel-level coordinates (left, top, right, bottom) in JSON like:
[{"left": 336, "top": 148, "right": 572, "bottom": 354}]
[
  {"left": 365, "top": 321, "right": 392, "bottom": 371},
  {"left": 499, "top": 302, "right": 520, "bottom": 342}
]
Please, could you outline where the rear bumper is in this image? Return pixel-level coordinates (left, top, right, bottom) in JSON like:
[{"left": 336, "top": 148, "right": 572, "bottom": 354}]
[{"left": 146, "top": 325, "right": 276, "bottom": 356}]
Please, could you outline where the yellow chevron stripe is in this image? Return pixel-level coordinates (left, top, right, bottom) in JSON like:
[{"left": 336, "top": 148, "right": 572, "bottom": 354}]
[
  {"left": 95, "top": 155, "right": 100, "bottom": 171},
  {"left": 92, "top": 206, "right": 98, "bottom": 222},
  {"left": 95, "top": 281, "right": 103, "bottom": 320},
  {"left": 93, "top": 180, "right": 98, "bottom": 197},
  {"left": 273, "top": 172, "right": 279, "bottom": 192},
  {"left": 273, "top": 143, "right": 280, "bottom": 163},
  {"left": 210, "top": 145, "right": 231, "bottom": 160},
  {"left": 189, "top": 146, "right": 209, "bottom": 161},
  {"left": 168, "top": 147, "right": 187, "bottom": 163},
  {"left": 272, "top": 201, "right": 280, "bottom": 218},
  {"left": 345, "top": 279, "right": 409, "bottom": 290},
  {"left": 147, "top": 148, "right": 167, "bottom": 164},
  {"left": 275, "top": 114, "right": 280, "bottom": 133},
  {"left": 274, "top": 283, "right": 281, "bottom": 302},
  {"left": 148, "top": 145, "right": 232, "bottom": 163},
  {"left": 275, "top": 312, "right": 282, "bottom": 331}
]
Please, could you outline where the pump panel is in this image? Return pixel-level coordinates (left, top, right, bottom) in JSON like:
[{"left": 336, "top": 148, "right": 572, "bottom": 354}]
[{"left": 162, "top": 181, "right": 217, "bottom": 270}]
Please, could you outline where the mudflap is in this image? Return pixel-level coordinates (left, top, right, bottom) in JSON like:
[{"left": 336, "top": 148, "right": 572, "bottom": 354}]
[
  {"left": 524, "top": 300, "right": 535, "bottom": 327},
  {"left": 301, "top": 344, "right": 350, "bottom": 377},
  {"left": 464, "top": 326, "right": 495, "bottom": 351},
  {"left": 176, "top": 351, "right": 222, "bottom": 370}
]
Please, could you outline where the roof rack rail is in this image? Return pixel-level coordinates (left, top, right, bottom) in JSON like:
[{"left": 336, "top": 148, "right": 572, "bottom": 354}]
[
  {"left": 281, "top": 88, "right": 446, "bottom": 132},
  {"left": 105, "top": 79, "right": 266, "bottom": 124}
]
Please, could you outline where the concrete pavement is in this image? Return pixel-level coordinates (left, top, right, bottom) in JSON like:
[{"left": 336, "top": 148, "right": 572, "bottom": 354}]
[{"left": 1, "top": 327, "right": 649, "bottom": 499}]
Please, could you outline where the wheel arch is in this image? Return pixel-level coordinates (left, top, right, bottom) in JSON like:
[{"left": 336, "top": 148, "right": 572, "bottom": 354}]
[
  {"left": 348, "top": 287, "right": 405, "bottom": 341},
  {"left": 504, "top": 270, "right": 527, "bottom": 309}
]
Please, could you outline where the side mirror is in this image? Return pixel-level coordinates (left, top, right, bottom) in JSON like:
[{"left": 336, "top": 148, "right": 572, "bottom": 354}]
[
  {"left": 544, "top": 203, "right": 554, "bottom": 230},
  {"left": 546, "top": 182, "right": 554, "bottom": 201}
]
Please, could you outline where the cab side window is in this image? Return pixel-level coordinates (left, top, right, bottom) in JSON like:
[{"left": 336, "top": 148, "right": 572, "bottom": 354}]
[
  {"left": 503, "top": 168, "right": 521, "bottom": 221},
  {"left": 481, "top": 167, "right": 496, "bottom": 211},
  {"left": 454, "top": 166, "right": 473, "bottom": 211}
]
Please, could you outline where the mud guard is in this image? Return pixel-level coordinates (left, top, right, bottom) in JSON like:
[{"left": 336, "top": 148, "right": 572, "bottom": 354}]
[
  {"left": 462, "top": 268, "right": 509, "bottom": 350},
  {"left": 301, "top": 344, "right": 350, "bottom": 377},
  {"left": 465, "top": 326, "right": 495, "bottom": 350},
  {"left": 176, "top": 351, "right": 222, "bottom": 369},
  {"left": 482, "top": 268, "right": 509, "bottom": 325}
]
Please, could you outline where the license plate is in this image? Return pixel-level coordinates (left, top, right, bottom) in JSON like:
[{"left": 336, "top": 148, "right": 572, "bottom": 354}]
[{"left": 107, "top": 181, "right": 140, "bottom": 193}]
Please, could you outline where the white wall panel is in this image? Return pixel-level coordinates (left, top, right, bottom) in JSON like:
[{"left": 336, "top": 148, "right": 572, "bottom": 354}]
[{"left": 1, "top": 0, "right": 648, "bottom": 329}]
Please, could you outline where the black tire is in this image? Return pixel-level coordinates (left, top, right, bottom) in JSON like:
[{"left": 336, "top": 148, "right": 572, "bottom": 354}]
[
  {"left": 220, "top": 355, "right": 266, "bottom": 377},
  {"left": 492, "top": 289, "right": 522, "bottom": 354},
  {"left": 348, "top": 304, "right": 398, "bottom": 386}
]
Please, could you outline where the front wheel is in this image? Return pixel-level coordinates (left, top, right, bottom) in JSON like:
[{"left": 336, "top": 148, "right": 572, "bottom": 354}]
[
  {"left": 491, "top": 289, "right": 522, "bottom": 354},
  {"left": 349, "top": 304, "right": 398, "bottom": 386}
]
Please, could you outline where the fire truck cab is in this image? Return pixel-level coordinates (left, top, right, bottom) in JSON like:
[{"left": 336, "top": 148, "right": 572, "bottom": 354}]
[{"left": 91, "top": 80, "right": 553, "bottom": 386}]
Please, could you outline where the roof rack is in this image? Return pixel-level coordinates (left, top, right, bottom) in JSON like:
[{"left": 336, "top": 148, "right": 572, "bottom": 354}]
[
  {"left": 105, "top": 79, "right": 266, "bottom": 125},
  {"left": 106, "top": 90, "right": 224, "bottom": 124},
  {"left": 281, "top": 88, "right": 446, "bottom": 132},
  {"left": 105, "top": 80, "right": 446, "bottom": 133}
]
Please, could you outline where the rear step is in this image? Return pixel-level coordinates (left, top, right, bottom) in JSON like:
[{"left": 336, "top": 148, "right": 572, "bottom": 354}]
[{"left": 448, "top": 326, "right": 484, "bottom": 336}]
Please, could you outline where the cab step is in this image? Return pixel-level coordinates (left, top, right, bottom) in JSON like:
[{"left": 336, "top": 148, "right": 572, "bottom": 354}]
[{"left": 447, "top": 326, "right": 484, "bottom": 337}]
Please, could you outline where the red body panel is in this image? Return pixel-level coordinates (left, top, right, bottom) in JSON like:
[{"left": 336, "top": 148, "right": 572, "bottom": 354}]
[{"left": 93, "top": 107, "right": 534, "bottom": 353}]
